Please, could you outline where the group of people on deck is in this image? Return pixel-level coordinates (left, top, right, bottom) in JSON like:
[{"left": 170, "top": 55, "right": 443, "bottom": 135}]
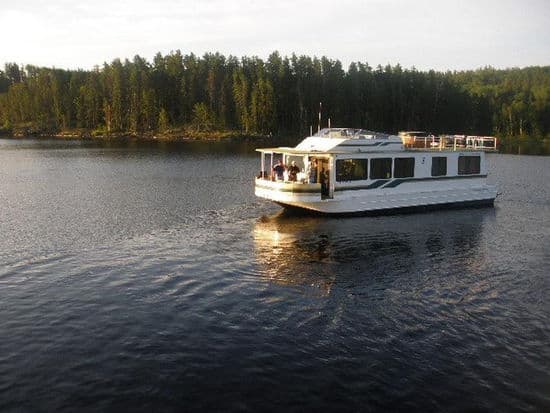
[
  {"left": 272, "top": 159, "right": 300, "bottom": 181},
  {"left": 272, "top": 158, "right": 320, "bottom": 184}
]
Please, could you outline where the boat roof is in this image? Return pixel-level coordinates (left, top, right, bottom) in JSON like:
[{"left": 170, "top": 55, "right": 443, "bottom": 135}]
[
  {"left": 256, "top": 146, "right": 351, "bottom": 155},
  {"left": 257, "top": 128, "right": 497, "bottom": 155},
  {"left": 257, "top": 128, "right": 404, "bottom": 154}
]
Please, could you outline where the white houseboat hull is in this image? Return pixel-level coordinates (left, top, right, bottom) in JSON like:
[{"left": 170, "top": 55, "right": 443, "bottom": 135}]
[{"left": 255, "top": 177, "right": 496, "bottom": 215}]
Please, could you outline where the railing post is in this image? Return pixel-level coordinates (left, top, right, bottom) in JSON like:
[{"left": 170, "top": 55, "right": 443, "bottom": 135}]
[{"left": 261, "top": 153, "right": 265, "bottom": 178}]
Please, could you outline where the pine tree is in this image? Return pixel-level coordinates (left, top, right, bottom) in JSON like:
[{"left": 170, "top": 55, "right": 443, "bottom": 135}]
[{"left": 158, "top": 107, "right": 170, "bottom": 133}]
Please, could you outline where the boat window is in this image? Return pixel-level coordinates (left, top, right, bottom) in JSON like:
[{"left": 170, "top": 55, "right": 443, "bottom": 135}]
[
  {"left": 431, "top": 156, "right": 447, "bottom": 176},
  {"left": 394, "top": 157, "right": 415, "bottom": 178},
  {"left": 458, "top": 155, "right": 480, "bottom": 175},
  {"left": 370, "top": 158, "right": 392, "bottom": 179},
  {"left": 336, "top": 159, "right": 368, "bottom": 181}
]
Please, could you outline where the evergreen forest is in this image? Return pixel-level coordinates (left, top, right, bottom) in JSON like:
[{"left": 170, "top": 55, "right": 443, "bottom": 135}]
[{"left": 0, "top": 51, "right": 549, "bottom": 152}]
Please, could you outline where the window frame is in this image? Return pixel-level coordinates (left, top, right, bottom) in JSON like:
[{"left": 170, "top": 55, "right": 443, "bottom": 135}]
[
  {"left": 458, "top": 155, "right": 481, "bottom": 175},
  {"left": 336, "top": 158, "right": 369, "bottom": 182},
  {"left": 394, "top": 157, "right": 415, "bottom": 178},
  {"left": 431, "top": 156, "right": 447, "bottom": 177},
  {"left": 369, "top": 158, "right": 393, "bottom": 180}
]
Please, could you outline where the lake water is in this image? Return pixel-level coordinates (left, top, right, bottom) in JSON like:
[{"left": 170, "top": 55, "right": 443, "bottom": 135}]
[{"left": 0, "top": 138, "right": 548, "bottom": 412}]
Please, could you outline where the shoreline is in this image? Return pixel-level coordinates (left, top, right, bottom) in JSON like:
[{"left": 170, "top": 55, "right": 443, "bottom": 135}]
[
  {"left": 1, "top": 129, "right": 548, "bottom": 155},
  {"left": 0, "top": 128, "right": 287, "bottom": 145}
]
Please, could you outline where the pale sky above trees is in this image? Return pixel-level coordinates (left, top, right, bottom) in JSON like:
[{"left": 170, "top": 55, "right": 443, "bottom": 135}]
[{"left": 0, "top": 0, "right": 548, "bottom": 71}]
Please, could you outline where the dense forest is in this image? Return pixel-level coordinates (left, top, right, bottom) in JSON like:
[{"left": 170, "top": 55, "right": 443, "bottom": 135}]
[{"left": 0, "top": 51, "right": 548, "bottom": 152}]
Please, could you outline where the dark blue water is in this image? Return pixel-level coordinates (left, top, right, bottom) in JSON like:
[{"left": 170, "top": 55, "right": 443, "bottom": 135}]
[{"left": 0, "top": 138, "right": 548, "bottom": 412}]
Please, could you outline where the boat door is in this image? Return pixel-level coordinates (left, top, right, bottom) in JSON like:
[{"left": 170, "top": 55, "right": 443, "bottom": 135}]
[{"left": 319, "top": 158, "right": 333, "bottom": 199}]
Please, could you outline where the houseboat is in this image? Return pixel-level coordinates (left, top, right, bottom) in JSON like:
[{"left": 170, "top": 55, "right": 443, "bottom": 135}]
[{"left": 255, "top": 128, "right": 497, "bottom": 215}]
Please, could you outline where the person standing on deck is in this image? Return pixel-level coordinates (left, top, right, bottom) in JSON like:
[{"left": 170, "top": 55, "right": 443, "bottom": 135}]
[
  {"left": 288, "top": 161, "right": 300, "bottom": 182},
  {"left": 272, "top": 159, "right": 285, "bottom": 181},
  {"left": 320, "top": 167, "right": 327, "bottom": 195},
  {"left": 307, "top": 158, "right": 318, "bottom": 183}
]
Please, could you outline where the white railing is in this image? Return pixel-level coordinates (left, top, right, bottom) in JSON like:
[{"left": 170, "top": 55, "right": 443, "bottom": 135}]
[{"left": 403, "top": 135, "right": 498, "bottom": 151}]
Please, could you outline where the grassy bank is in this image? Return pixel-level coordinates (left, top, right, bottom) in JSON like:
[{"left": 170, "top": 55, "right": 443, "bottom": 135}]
[{"left": 2, "top": 124, "right": 277, "bottom": 143}]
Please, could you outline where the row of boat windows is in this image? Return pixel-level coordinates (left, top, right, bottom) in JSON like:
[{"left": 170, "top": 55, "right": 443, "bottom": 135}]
[{"left": 335, "top": 156, "right": 480, "bottom": 182}]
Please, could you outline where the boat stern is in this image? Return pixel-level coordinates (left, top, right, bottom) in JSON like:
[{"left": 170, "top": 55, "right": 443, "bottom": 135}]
[{"left": 255, "top": 177, "right": 322, "bottom": 205}]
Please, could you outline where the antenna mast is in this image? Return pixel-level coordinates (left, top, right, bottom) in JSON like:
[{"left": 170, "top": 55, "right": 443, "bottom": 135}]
[{"left": 318, "top": 102, "right": 322, "bottom": 134}]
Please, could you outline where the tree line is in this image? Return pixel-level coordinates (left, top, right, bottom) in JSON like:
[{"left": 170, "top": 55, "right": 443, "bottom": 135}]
[{"left": 0, "top": 51, "right": 548, "bottom": 149}]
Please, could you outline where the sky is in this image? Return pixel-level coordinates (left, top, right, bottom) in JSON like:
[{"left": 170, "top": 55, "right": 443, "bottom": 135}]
[{"left": 0, "top": 0, "right": 549, "bottom": 72}]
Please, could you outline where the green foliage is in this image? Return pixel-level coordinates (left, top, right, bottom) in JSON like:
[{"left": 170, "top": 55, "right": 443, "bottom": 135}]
[
  {"left": 0, "top": 57, "right": 548, "bottom": 148},
  {"left": 232, "top": 67, "right": 251, "bottom": 133},
  {"left": 191, "top": 102, "right": 214, "bottom": 132},
  {"left": 158, "top": 108, "right": 170, "bottom": 133}
]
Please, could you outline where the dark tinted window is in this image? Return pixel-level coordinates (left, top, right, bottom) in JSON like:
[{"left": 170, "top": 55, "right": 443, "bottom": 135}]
[
  {"left": 431, "top": 156, "right": 447, "bottom": 176},
  {"left": 394, "top": 157, "right": 415, "bottom": 178},
  {"left": 370, "top": 158, "right": 392, "bottom": 179},
  {"left": 458, "top": 156, "right": 480, "bottom": 175},
  {"left": 336, "top": 159, "right": 368, "bottom": 181}
]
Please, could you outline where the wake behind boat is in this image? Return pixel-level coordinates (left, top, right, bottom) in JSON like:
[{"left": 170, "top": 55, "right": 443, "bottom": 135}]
[{"left": 255, "top": 128, "right": 497, "bottom": 215}]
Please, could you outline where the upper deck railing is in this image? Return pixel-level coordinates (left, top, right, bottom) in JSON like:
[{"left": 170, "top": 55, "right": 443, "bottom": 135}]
[{"left": 399, "top": 132, "right": 498, "bottom": 152}]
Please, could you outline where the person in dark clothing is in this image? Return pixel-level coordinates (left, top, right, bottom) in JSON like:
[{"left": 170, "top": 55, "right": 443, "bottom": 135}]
[
  {"left": 320, "top": 167, "right": 329, "bottom": 196},
  {"left": 308, "top": 158, "right": 318, "bottom": 183},
  {"left": 272, "top": 159, "right": 285, "bottom": 180}
]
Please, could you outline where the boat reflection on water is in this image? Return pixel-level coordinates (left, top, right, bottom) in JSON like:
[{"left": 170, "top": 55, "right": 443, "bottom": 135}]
[
  {"left": 253, "top": 208, "right": 496, "bottom": 294},
  {"left": 253, "top": 211, "right": 337, "bottom": 295}
]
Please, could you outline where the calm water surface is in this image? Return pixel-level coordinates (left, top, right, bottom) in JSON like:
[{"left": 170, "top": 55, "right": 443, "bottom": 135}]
[{"left": 0, "top": 138, "right": 548, "bottom": 412}]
